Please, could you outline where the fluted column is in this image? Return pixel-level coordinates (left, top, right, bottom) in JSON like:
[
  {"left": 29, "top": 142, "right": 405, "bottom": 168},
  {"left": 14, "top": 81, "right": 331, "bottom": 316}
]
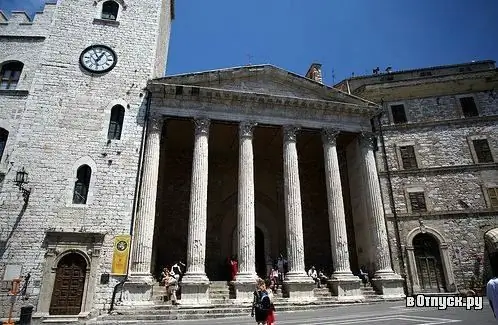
[
  {"left": 130, "top": 116, "right": 163, "bottom": 276},
  {"left": 282, "top": 126, "right": 308, "bottom": 280},
  {"left": 360, "top": 132, "right": 396, "bottom": 276},
  {"left": 322, "top": 129, "right": 354, "bottom": 277},
  {"left": 183, "top": 118, "right": 210, "bottom": 282},
  {"left": 236, "top": 121, "right": 257, "bottom": 281}
]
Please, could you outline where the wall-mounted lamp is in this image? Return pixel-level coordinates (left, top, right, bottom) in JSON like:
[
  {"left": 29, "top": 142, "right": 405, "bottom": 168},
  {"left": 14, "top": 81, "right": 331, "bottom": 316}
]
[{"left": 14, "top": 167, "right": 31, "bottom": 201}]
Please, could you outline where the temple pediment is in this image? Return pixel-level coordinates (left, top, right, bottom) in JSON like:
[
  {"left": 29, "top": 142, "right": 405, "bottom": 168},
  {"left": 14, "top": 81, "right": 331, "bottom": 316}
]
[{"left": 153, "top": 65, "right": 376, "bottom": 107}]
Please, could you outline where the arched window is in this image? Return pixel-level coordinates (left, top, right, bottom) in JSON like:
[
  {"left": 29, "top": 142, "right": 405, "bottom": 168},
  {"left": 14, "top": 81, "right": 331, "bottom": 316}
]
[
  {"left": 73, "top": 165, "right": 91, "bottom": 204},
  {"left": 107, "top": 105, "right": 125, "bottom": 140},
  {"left": 0, "top": 128, "right": 8, "bottom": 161},
  {"left": 0, "top": 61, "right": 24, "bottom": 90},
  {"left": 101, "top": 0, "right": 119, "bottom": 20}
]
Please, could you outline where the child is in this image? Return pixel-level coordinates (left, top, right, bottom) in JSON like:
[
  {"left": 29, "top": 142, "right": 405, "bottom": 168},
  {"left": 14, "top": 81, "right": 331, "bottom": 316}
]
[{"left": 265, "top": 279, "right": 276, "bottom": 325}]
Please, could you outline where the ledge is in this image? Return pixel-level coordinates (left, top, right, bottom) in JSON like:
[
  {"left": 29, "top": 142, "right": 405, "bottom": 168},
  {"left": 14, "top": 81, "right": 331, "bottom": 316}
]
[
  {"left": 378, "top": 162, "right": 498, "bottom": 176},
  {"left": 382, "top": 114, "right": 498, "bottom": 130},
  {"left": 386, "top": 208, "right": 498, "bottom": 220},
  {"left": 92, "top": 18, "right": 120, "bottom": 26},
  {"left": 0, "top": 35, "right": 45, "bottom": 41},
  {"left": 0, "top": 89, "right": 29, "bottom": 97}
]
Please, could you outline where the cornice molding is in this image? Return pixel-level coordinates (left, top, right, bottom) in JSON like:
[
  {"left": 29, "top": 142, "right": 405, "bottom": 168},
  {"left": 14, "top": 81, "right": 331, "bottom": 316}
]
[
  {"left": 382, "top": 114, "right": 498, "bottom": 131},
  {"left": 378, "top": 162, "right": 498, "bottom": 176},
  {"left": 386, "top": 208, "right": 497, "bottom": 220},
  {"left": 147, "top": 82, "right": 378, "bottom": 118}
]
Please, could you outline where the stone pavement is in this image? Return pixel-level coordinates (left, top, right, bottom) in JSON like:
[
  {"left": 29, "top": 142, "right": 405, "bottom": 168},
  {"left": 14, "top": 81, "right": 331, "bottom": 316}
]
[{"left": 148, "top": 301, "right": 495, "bottom": 325}]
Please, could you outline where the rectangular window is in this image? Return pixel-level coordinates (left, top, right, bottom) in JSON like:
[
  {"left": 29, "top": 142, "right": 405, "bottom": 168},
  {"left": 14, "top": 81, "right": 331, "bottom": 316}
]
[
  {"left": 488, "top": 188, "right": 498, "bottom": 208},
  {"left": 473, "top": 139, "right": 493, "bottom": 163},
  {"left": 409, "top": 192, "right": 427, "bottom": 212},
  {"left": 399, "top": 145, "right": 418, "bottom": 169},
  {"left": 460, "top": 97, "right": 478, "bottom": 117},
  {"left": 391, "top": 104, "right": 407, "bottom": 124}
]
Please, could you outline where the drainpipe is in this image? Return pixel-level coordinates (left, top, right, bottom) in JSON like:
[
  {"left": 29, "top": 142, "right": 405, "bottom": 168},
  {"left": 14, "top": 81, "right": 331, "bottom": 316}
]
[
  {"left": 375, "top": 102, "right": 409, "bottom": 295},
  {"left": 109, "top": 89, "right": 153, "bottom": 313}
]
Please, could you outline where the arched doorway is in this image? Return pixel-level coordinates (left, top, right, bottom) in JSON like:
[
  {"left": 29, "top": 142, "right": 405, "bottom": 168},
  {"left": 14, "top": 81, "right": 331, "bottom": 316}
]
[
  {"left": 413, "top": 233, "right": 445, "bottom": 292},
  {"left": 485, "top": 228, "right": 498, "bottom": 277},
  {"left": 49, "top": 253, "right": 87, "bottom": 315}
]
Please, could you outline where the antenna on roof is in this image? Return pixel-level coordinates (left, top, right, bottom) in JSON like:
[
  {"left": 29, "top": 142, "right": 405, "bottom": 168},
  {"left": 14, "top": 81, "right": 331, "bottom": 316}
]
[
  {"left": 246, "top": 54, "right": 253, "bottom": 66},
  {"left": 331, "top": 69, "right": 335, "bottom": 84}
]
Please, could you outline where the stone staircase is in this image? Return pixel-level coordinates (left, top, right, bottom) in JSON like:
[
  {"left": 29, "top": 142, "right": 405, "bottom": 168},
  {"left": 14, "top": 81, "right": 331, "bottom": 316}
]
[{"left": 86, "top": 282, "right": 389, "bottom": 324}]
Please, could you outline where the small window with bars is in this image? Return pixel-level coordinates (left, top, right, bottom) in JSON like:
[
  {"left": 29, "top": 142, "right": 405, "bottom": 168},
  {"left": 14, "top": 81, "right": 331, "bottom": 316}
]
[
  {"left": 391, "top": 104, "right": 407, "bottom": 124},
  {"left": 488, "top": 188, "right": 498, "bottom": 208},
  {"left": 472, "top": 139, "right": 493, "bottom": 163},
  {"left": 0, "top": 61, "right": 23, "bottom": 90},
  {"left": 409, "top": 191, "right": 427, "bottom": 212},
  {"left": 460, "top": 97, "right": 478, "bottom": 117},
  {"left": 399, "top": 145, "right": 418, "bottom": 169}
]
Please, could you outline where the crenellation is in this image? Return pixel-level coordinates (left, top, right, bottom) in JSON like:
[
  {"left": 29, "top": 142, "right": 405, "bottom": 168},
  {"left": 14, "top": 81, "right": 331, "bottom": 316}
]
[{"left": 0, "top": 3, "right": 57, "bottom": 38}]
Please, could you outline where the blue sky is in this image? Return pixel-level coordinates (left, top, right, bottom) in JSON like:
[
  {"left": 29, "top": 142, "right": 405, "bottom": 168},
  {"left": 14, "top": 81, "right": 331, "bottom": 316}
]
[{"left": 1, "top": 0, "right": 497, "bottom": 84}]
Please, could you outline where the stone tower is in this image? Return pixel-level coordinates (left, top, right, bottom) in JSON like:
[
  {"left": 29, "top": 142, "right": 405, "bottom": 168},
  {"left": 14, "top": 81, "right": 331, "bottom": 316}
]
[{"left": 0, "top": 0, "right": 174, "bottom": 319}]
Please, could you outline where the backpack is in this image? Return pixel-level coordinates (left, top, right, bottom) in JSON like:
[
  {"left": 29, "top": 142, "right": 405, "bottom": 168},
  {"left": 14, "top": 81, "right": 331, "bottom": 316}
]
[{"left": 255, "top": 290, "right": 271, "bottom": 311}]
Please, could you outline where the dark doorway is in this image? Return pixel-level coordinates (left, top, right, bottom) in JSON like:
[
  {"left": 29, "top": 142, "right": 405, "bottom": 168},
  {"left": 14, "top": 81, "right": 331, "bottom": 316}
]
[
  {"left": 49, "top": 253, "right": 87, "bottom": 315},
  {"left": 413, "top": 234, "right": 445, "bottom": 292},
  {"left": 255, "top": 227, "right": 266, "bottom": 278}
]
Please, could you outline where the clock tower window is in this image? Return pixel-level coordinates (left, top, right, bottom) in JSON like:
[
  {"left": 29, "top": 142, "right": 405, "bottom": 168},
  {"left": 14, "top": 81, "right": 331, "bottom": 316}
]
[{"left": 101, "top": 0, "right": 119, "bottom": 20}]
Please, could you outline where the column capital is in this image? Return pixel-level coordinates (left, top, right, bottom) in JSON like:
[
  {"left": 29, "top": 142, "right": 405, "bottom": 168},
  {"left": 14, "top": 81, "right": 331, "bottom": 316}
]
[
  {"left": 239, "top": 121, "right": 257, "bottom": 138},
  {"left": 148, "top": 115, "right": 164, "bottom": 132},
  {"left": 359, "top": 132, "right": 376, "bottom": 150},
  {"left": 321, "top": 129, "right": 340, "bottom": 145},
  {"left": 193, "top": 118, "right": 210, "bottom": 136},
  {"left": 283, "top": 125, "right": 300, "bottom": 142}
]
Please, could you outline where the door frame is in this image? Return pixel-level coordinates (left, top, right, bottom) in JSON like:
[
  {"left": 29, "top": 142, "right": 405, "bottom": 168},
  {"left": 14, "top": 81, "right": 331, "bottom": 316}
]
[
  {"left": 35, "top": 232, "right": 104, "bottom": 320},
  {"left": 405, "top": 226, "right": 456, "bottom": 294}
]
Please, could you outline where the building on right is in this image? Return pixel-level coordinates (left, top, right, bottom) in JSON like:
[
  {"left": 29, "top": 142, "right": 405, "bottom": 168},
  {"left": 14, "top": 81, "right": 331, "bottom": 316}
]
[{"left": 336, "top": 60, "right": 498, "bottom": 295}]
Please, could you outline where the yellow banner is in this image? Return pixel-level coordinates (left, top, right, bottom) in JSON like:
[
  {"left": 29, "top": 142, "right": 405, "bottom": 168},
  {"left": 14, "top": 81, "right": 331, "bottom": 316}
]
[{"left": 111, "top": 235, "right": 131, "bottom": 275}]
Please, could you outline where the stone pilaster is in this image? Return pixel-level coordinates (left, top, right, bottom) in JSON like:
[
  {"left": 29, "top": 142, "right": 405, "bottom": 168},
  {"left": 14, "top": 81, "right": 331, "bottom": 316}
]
[
  {"left": 322, "top": 129, "right": 362, "bottom": 300},
  {"left": 234, "top": 121, "right": 258, "bottom": 301},
  {"left": 360, "top": 133, "right": 404, "bottom": 298},
  {"left": 125, "top": 116, "right": 163, "bottom": 303},
  {"left": 181, "top": 118, "right": 211, "bottom": 304},
  {"left": 282, "top": 125, "right": 315, "bottom": 301}
]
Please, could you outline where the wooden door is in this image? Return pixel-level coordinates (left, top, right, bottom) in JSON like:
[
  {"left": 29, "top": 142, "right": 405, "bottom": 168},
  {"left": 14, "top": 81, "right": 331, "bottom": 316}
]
[
  {"left": 413, "top": 234, "right": 445, "bottom": 293},
  {"left": 49, "top": 253, "right": 87, "bottom": 315}
]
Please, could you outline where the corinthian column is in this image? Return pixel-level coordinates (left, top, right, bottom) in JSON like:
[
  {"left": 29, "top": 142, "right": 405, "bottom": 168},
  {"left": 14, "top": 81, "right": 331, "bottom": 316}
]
[
  {"left": 360, "top": 132, "right": 394, "bottom": 275},
  {"left": 182, "top": 119, "right": 210, "bottom": 300},
  {"left": 322, "top": 129, "right": 353, "bottom": 276},
  {"left": 360, "top": 133, "right": 404, "bottom": 297},
  {"left": 130, "top": 116, "right": 163, "bottom": 277},
  {"left": 282, "top": 126, "right": 308, "bottom": 280},
  {"left": 236, "top": 121, "right": 257, "bottom": 282},
  {"left": 322, "top": 129, "right": 361, "bottom": 299}
]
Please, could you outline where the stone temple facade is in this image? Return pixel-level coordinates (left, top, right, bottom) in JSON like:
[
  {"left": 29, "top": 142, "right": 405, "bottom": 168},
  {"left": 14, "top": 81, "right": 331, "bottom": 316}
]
[{"left": 0, "top": 0, "right": 497, "bottom": 322}]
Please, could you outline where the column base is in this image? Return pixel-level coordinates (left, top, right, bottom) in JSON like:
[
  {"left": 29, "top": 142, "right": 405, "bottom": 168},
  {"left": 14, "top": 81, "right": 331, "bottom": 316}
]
[
  {"left": 328, "top": 273, "right": 363, "bottom": 301},
  {"left": 283, "top": 272, "right": 316, "bottom": 302},
  {"left": 180, "top": 272, "right": 210, "bottom": 305},
  {"left": 233, "top": 280, "right": 257, "bottom": 302},
  {"left": 120, "top": 275, "right": 154, "bottom": 305},
  {"left": 371, "top": 271, "right": 405, "bottom": 299}
]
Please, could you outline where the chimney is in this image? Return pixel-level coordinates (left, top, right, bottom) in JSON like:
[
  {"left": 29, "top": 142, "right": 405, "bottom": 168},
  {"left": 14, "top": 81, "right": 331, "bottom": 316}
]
[{"left": 306, "top": 63, "right": 323, "bottom": 84}]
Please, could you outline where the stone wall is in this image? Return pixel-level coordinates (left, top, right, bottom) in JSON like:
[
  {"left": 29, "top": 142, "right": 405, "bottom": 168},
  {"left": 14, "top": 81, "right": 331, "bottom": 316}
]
[
  {"left": 376, "top": 77, "right": 498, "bottom": 294},
  {"left": 0, "top": 0, "right": 172, "bottom": 317}
]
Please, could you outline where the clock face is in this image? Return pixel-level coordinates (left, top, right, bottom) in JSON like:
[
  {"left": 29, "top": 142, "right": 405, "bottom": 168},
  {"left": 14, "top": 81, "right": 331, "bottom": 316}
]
[{"left": 79, "top": 45, "right": 117, "bottom": 73}]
